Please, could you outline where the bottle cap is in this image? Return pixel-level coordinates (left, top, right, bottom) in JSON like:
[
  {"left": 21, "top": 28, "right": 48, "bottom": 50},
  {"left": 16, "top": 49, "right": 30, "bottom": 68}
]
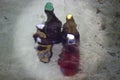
[
  {"left": 45, "top": 2, "right": 54, "bottom": 11},
  {"left": 66, "top": 14, "right": 73, "bottom": 20}
]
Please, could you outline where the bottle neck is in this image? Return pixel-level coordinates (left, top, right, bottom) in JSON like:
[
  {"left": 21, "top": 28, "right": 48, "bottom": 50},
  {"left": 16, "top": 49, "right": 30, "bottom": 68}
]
[
  {"left": 46, "top": 13, "right": 53, "bottom": 22},
  {"left": 45, "top": 11, "right": 58, "bottom": 23}
]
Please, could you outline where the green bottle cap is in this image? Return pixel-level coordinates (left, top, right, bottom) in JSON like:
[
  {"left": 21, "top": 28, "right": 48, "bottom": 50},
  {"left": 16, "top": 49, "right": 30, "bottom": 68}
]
[{"left": 45, "top": 2, "right": 54, "bottom": 11}]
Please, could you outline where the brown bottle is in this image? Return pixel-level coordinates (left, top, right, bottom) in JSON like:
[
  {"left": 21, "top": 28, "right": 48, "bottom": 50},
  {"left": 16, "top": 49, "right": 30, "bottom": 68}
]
[{"left": 62, "top": 14, "right": 80, "bottom": 45}]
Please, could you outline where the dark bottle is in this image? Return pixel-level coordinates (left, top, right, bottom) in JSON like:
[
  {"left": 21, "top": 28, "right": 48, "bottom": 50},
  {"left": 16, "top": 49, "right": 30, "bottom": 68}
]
[
  {"left": 58, "top": 34, "right": 80, "bottom": 76},
  {"left": 61, "top": 14, "right": 80, "bottom": 45},
  {"left": 40, "top": 2, "right": 62, "bottom": 45},
  {"left": 32, "top": 2, "right": 61, "bottom": 63}
]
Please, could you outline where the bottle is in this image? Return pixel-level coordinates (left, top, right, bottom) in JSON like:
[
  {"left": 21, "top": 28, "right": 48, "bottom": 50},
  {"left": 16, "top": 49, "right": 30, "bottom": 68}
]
[
  {"left": 40, "top": 2, "right": 62, "bottom": 44},
  {"left": 62, "top": 14, "right": 80, "bottom": 45},
  {"left": 33, "top": 2, "right": 62, "bottom": 63}
]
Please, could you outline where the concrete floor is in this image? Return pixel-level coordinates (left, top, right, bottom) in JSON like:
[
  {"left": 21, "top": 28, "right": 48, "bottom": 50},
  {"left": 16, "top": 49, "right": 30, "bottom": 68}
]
[{"left": 0, "top": 0, "right": 120, "bottom": 80}]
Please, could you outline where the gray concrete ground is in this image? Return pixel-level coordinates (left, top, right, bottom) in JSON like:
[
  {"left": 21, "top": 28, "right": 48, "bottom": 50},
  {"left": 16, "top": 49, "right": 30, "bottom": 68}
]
[{"left": 0, "top": 0, "right": 120, "bottom": 80}]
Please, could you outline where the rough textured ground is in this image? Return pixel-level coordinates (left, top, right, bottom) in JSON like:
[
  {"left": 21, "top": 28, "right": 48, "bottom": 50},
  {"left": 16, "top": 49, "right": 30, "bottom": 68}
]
[{"left": 0, "top": 0, "right": 120, "bottom": 80}]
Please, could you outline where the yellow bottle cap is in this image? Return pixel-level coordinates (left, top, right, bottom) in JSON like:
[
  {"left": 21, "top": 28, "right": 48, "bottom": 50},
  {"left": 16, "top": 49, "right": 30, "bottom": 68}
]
[{"left": 66, "top": 14, "right": 73, "bottom": 20}]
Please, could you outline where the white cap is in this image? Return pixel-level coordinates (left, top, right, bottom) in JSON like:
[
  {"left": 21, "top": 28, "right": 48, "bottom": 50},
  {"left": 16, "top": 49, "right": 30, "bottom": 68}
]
[
  {"left": 36, "top": 24, "right": 45, "bottom": 29},
  {"left": 67, "top": 34, "right": 75, "bottom": 40},
  {"left": 67, "top": 34, "right": 75, "bottom": 44}
]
